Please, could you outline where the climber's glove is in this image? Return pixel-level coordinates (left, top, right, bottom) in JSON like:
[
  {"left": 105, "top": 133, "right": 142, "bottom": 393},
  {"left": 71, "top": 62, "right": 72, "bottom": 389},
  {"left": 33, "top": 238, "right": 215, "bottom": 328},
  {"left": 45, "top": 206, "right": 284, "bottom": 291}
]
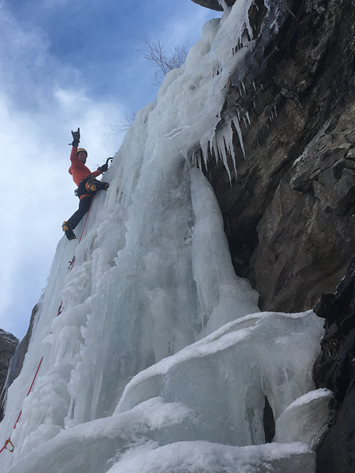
[
  {"left": 98, "top": 163, "right": 109, "bottom": 173},
  {"left": 71, "top": 128, "right": 80, "bottom": 147}
]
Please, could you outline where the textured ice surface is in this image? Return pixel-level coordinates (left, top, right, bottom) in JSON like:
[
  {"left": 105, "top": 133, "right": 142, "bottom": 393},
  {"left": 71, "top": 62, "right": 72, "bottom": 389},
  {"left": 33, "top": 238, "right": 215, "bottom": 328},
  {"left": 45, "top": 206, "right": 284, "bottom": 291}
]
[{"left": 0, "top": 2, "right": 330, "bottom": 472}]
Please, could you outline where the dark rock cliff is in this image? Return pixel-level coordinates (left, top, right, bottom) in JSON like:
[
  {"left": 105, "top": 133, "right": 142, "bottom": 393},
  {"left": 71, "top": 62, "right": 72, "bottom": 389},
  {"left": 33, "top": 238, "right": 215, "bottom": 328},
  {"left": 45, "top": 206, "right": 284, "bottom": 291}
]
[
  {"left": 191, "top": 0, "right": 223, "bottom": 11},
  {"left": 0, "top": 304, "right": 37, "bottom": 421},
  {"left": 204, "top": 0, "right": 355, "bottom": 313},
  {"left": 191, "top": 0, "right": 237, "bottom": 11},
  {"left": 0, "top": 331, "right": 18, "bottom": 420},
  {"left": 193, "top": 0, "right": 355, "bottom": 471},
  {"left": 313, "top": 259, "right": 355, "bottom": 473}
]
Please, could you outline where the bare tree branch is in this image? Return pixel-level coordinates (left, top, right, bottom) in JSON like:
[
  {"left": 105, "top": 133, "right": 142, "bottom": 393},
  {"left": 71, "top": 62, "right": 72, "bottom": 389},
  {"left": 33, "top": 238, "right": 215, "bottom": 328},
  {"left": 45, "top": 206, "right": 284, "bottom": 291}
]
[
  {"left": 108, "top": 111, "right": 137, "bottom": 135},
  {"left": 138, "top": 35, "right": 187, "bottom": 85}
]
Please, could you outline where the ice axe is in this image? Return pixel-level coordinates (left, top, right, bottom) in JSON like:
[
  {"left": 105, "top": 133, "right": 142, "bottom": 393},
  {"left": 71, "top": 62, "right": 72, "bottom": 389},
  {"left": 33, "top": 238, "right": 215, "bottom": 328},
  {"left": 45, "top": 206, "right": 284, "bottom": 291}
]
[{"left": 99, "top": 157, "right": 114, "bottom": 174}]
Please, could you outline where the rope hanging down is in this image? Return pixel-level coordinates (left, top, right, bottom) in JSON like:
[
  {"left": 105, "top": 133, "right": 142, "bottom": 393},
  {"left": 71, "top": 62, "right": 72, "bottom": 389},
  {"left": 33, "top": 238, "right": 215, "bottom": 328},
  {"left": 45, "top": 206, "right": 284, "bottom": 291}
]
[
  {"left": 0, "top": 357, "right": 43, "bottom": 454},
  {"left": 78, "top": 199, "right": 93, "bottom": 243},
  {"left": 0, "top": 200, "right": 94, "bottom": 454}
]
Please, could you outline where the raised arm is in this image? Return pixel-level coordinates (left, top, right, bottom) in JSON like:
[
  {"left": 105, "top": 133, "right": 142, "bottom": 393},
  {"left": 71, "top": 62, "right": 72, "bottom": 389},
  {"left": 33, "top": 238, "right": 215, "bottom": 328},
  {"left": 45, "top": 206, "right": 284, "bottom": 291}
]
[
  {"left": 71, "top": 127, "right": 80, "bottom": 147},
  {"left": 70, "top": 128, "right": 80, "bottom": 164}
]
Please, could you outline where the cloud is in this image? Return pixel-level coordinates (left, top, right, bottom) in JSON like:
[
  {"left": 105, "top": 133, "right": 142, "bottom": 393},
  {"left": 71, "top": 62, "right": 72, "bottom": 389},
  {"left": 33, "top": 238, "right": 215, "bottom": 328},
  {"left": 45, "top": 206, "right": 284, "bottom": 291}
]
[
  {"left": 0, "top": 3, "right": 123, "bottom": 338},
  {"left": 0, "top": 0, "right": 220, "bottom": 338}
]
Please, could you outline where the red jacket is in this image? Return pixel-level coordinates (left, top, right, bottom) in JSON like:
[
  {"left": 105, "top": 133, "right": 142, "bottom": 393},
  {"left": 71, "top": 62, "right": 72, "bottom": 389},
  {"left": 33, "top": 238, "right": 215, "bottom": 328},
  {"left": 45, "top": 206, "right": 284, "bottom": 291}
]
[{"left": 68, "top": 146, "right": 102, "bottom": 186}]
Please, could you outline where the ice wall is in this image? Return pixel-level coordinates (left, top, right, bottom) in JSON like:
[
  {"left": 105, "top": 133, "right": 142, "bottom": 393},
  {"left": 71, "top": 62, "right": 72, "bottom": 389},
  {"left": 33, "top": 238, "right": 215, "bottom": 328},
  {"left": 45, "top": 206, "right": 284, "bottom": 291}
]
[{"left": 0, "top": 2, "right": 332, "bottom": 472}]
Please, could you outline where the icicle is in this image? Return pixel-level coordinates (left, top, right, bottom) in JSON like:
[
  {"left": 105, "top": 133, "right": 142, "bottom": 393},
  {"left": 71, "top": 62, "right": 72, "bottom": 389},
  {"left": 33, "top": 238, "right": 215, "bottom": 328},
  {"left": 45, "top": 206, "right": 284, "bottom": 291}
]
[
  {"left": 191, "top": 151, "right": 196, "bottom": 168},
  {"left": 225, "top": 118, "right": 238, "bottom": 174},
  {"left": 245, "top": 111, "right": 251, "bottom": 126},
  {"left": 203, "top": 147, "right": 208, "bottom": 169},
  {"left": 233, "top": 116, "right": 246, "bottom": 159},
  {"left": 213, "top": 132, "right": 232, "bottom": 183},
  {"left": 200, "top": 137, "right": 210, "bottom": 167},
  {"left": 242, "top": 81, "right": 246, "bottom": 95},
  {"left": 197, "top": 152, "right": 202, "bottom": 170},
  {"left": 218, "top": 0, "right": 232, "bottom": 12},
  {"left": 206, "top": 117, "right": 241, "bottom": 182}
]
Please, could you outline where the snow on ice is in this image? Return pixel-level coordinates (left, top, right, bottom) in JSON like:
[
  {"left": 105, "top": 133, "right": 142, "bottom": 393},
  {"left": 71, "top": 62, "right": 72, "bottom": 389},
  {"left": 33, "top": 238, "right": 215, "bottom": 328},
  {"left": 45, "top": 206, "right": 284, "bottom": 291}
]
[{"left": 0, "top": 1, "right": 332, "bottom": 472}]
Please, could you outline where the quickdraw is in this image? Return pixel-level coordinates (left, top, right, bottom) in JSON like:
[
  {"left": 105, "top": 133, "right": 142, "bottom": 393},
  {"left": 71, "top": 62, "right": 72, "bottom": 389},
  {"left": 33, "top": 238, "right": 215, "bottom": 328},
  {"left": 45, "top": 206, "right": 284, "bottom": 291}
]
[
  {"left": 56, "top": 302, "right": 63, "bottom": 317},
  {"left": 68, "top": 257, "right": 76, "bottom": 270},
  {"left": 0, "top": 438, "right": 14, "bottom": 453},
  {"left": 4, "top": 439, "right": 14, "bottom": 452}
]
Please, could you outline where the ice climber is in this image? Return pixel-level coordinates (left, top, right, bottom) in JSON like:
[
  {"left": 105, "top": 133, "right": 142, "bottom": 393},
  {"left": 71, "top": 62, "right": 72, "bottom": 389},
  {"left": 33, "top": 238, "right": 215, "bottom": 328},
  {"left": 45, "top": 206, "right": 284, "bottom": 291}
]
[{"left": 62, "top": 128, "right": 110, "bottom": 240}]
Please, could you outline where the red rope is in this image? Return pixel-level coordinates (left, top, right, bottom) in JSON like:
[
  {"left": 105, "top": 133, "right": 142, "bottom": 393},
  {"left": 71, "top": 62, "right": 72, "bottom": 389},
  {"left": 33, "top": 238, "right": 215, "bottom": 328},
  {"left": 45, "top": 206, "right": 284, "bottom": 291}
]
[
  {"left": 26, "top": 357, "right": 43, "bottom": 399},
  {"left": 78, "top": 200, "right": 93, "bottom": 243},
  {"left": 1, "top": 195, "right": 94, "bottom": 454},
  {"left": 0, "top": 356, "right": 44, "bottom": 453},
  {"left": 56, "top": 204, "right": 91, "bottom": 317}
]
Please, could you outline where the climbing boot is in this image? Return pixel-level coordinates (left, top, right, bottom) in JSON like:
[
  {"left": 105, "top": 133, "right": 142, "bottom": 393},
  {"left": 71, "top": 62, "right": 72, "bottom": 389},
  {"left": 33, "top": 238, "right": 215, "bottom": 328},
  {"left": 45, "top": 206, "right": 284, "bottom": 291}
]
[{"left": 62, "top": 221, "right": 76, "bottom": 241}]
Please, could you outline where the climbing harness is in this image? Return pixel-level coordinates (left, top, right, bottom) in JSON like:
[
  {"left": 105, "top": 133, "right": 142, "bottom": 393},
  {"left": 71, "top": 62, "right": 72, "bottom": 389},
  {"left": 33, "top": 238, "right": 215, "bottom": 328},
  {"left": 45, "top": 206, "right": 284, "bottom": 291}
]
[{"left": 74, "top": 157, "right": 113, "bottom": 196}]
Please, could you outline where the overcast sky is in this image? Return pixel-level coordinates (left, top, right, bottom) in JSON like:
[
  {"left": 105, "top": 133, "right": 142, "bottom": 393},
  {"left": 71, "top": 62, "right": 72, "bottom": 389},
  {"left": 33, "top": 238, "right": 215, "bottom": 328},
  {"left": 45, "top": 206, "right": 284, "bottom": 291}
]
[{"left": 0, "top": 0, "right": 219, "bottom": 340}]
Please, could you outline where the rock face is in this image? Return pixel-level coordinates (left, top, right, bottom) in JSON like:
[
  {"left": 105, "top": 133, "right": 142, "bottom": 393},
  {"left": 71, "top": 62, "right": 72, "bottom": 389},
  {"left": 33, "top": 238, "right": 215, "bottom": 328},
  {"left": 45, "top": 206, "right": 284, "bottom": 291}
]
[
  {"left": 0, "top": 304, "right": 38, "bottom": 420},
  {"left": 191, "top": 0, "right": 237, "bottom": 10},
  {"left": 0, "top": 331, "right": 18, "bottom": 420},
  {"left": 203, "top": 0, "right": 355, "bottom": 314},
  {"left": 191, "top": 0, "right": 223, "bottom": 11},
  {"left": 189, "top": 0, "right": 355, "bottom": 471},
  {"left": 313, "top": 259, "right": 355, "bottom": 473}
]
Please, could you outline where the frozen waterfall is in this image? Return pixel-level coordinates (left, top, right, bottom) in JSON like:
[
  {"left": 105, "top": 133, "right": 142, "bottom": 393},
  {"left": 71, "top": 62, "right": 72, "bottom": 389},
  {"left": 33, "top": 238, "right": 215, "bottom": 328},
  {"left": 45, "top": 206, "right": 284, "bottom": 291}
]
[{"left": 0, "top": 2, "right": 332, "bottom": 472}]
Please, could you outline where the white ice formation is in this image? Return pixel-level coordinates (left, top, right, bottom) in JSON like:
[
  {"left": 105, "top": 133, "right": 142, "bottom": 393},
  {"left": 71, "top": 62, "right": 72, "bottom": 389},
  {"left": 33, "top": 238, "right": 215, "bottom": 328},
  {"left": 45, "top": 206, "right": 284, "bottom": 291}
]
[{"left": 0, "top": 2, "right": 332, "bottom": 472}]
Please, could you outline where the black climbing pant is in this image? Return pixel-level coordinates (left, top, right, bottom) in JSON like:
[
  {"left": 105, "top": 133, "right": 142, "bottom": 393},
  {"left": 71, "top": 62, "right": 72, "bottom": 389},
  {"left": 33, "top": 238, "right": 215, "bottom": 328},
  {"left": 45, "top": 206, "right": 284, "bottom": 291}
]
[
  {"left": 66, "top": 177, "right": 96, "bottom": 229},
  {"left": 67, "top": 195, "right": 92, "bottom": 229}
]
